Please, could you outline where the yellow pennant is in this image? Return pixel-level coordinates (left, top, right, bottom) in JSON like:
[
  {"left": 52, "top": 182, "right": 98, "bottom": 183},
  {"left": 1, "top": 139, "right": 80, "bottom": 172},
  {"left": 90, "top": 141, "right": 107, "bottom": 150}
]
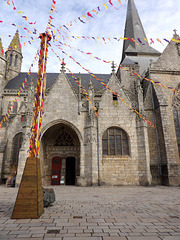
[{"left": 103, "top": 3, "right": 108, "bottom": 11}]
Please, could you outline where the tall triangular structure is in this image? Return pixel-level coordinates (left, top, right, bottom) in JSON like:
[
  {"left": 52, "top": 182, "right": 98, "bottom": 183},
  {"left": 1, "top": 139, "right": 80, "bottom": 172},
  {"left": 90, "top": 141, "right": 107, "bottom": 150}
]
[
  {"left": 8, "top": 29, "right": 22, "bottom": 53},
  {"left": 117, "top": 0, "right": 161, "bottom": 76},
  {"left": 5, "top": 29, "right": 23, "bottom": 81}
]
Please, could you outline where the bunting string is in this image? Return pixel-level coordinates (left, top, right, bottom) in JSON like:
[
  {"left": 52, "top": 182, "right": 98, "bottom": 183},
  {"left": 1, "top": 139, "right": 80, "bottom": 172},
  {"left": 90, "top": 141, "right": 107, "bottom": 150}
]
[
  {"left": 0, "top": 49, "right": 40, "bottom": 128},
  {"left": 2, "top": 27, "right": 179, "bottom": 45},
  {"left": 47, "top": 0, "right": 120, "bottom": 34},
  {"left": 55, "top": 41, "right": 180, "bottom": 94},
  {"left": 29, "top": 34, "right": 51, "bottom": 157},
  {"left": 4, "top": 0, "right": 37, "bottom": 27},
  {"left": 55, "top": 45, "right": 156, "bottom": 128},
  {"left": 50, "top": 48, "right": 99, "bottom": 117}
]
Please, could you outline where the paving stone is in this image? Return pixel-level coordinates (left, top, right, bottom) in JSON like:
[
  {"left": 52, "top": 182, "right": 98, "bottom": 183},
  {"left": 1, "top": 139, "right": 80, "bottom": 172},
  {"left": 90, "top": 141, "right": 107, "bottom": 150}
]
[
  {"left": 103, "top": 238, "right": 127, "bottom": 240},
  {"left": 162, "top": 237, "right": 180, "bottom": 240},
  {"left": 127, "top": 237, "right": 161, "bottom": 240},
  {"left": 63, "top": 238, "right": 102, "bottom": 240},
  {"left": 31, "top": 233, "right": 45, "bottom": 238},
  {"left": 0, "top": 186, "right": 180, "bottom": 239}
]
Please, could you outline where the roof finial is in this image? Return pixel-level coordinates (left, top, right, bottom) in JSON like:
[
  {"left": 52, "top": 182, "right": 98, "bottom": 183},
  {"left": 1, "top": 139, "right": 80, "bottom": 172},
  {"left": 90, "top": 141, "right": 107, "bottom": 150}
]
[
  {"left": 111, "top": 61, "right": 116, "bottom": 75},
  {"left": 88, "top": 77, "right": 93, "bottom": 91},
  {"left": 173, "top": 29, "right": 177, "bottom": 37},
  {"left": 61, "top": 58, "right": 66, "bottom": 73}
]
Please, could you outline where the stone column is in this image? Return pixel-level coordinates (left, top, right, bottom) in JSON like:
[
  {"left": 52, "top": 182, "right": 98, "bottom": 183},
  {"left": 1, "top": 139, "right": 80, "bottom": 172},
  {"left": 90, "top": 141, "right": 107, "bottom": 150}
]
[
  {"left": 159, "top": 105, "right": 180, "bottom": 186},
  {"left": 15, "top": 143, "right": 29, "bottom": 186},
  {"left": 136, "top": 119, "right": 152, "bottom": 186},
  {"left": 91, "top": 124, "right": 98, "bottom": 185}
]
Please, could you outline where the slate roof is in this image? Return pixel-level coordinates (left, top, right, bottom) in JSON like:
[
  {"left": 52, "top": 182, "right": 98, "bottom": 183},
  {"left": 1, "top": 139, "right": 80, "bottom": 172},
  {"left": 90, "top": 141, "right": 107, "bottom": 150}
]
[
  {"left": 121, "top": 57, "right": 136, "bottom": 65},
  {"left": 4, "top": 72, "right": 111, "bottom": 93}
]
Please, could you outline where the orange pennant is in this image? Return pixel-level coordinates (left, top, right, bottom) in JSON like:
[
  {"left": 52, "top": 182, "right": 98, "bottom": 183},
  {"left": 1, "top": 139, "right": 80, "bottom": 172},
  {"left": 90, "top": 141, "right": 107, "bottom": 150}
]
[{"left": 117, "top": 0, "right": 122, "bottom": 5}]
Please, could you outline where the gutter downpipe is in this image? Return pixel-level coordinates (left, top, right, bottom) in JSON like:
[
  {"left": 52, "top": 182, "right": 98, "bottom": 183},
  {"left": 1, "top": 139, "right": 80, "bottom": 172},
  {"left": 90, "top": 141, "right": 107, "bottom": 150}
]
[
  {"left": 150, "top": 82, "right": 163, "bottom": 185},
  {"left": 97, "top": 112, "right": 101, "bottom": 186}
]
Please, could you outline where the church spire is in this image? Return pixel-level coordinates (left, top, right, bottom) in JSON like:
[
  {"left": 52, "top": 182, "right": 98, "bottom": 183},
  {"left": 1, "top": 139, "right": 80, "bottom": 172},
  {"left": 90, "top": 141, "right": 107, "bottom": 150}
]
[
  {"left": 121, "top": 0, "right": 160, "bottom": 62},
  {"left": 8, "top": 29, "right": 22, "bottom": 53},
  {"left": 5, "top": 29, "right": 23, "bottom": 81}
]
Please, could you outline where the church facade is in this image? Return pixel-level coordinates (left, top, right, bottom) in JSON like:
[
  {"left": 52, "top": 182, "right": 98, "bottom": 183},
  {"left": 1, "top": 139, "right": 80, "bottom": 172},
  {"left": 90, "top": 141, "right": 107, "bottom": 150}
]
[{"left": 0, "top": 0, "right": 180, "bottom": 187}]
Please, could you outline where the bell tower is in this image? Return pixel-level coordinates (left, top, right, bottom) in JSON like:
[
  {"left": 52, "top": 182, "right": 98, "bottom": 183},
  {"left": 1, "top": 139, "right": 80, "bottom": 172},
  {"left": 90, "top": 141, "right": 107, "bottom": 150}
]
[{"left": 5, "top": 30, "right": 23, "bottom": 81}]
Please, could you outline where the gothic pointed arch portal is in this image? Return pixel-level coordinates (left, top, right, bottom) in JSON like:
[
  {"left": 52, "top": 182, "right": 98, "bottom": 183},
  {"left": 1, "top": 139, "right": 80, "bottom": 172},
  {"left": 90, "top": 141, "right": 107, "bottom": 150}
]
[
  {"left": 11, "top": 132, "right": 23, "bottom": 168},
  {"left": 40, "top": 123, "right": 80, "bottom": 186}
]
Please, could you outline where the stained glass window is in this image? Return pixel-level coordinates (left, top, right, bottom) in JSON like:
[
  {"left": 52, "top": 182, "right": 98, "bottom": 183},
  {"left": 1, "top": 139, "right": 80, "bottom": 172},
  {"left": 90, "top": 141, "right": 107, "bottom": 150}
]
[{"left": 102, "top": 127, "right": 129, "bottom": 156}]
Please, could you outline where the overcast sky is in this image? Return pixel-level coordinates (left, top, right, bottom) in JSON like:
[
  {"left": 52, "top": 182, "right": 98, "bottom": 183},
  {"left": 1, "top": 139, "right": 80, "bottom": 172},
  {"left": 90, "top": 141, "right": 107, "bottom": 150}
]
[{"left": 1, "top": 0, "right": 180, "bottom": 74}]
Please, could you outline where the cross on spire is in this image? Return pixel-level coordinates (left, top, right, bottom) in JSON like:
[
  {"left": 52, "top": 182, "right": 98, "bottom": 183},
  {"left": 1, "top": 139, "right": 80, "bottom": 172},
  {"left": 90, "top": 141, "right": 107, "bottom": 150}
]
[
  {"left": 61, "top": 58, "right": 66, "bottom": 73},
  {"left": 173, "top": 29, "right": 177, "bottom": 36},
  {"left": 111, "top": 61, "right": 116, "bottom": 74}
]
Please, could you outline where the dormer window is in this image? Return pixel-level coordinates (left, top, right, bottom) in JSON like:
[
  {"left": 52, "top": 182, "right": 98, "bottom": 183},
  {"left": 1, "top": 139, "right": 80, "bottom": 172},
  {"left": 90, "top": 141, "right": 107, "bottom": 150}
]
[
  {"left": 113, "top": 93, "right": 118, "bottom": 106},
  {"left": 113, "top": 93, "right": 118, "bottom": 101}
]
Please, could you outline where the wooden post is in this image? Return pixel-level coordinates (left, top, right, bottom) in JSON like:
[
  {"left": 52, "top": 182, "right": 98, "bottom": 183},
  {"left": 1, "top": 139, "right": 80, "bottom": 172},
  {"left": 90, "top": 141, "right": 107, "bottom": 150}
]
[
  {"left": 11, "top": 32, "right": 51, "bottom": 219},
  {"left": 11, "top": 157, "right": 44, "bottom": 219}
]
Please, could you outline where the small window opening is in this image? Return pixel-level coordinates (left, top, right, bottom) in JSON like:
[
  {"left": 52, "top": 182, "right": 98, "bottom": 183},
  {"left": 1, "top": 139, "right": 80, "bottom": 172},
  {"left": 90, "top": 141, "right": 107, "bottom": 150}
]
[
  {"left": 113, "top": 93, "right": 118, "bottom": 101},
  {"left": 14, "top": 55, "right": 18, "bottom": 67},
  {"left": 9, "top": 54, "right": 13, "bottom": 67}
]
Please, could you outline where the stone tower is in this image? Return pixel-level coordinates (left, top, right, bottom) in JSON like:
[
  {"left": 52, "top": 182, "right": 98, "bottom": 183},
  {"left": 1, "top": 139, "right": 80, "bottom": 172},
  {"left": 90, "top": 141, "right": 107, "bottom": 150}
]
[
  {"left": 0, "top": 38, "right": 6, "bottom": 113},
  {"left": 5, "top": 30, "right": 22, "bottom": 81},
  {"left": 117, "top": 0, "right": 161, "bottom": 77}
]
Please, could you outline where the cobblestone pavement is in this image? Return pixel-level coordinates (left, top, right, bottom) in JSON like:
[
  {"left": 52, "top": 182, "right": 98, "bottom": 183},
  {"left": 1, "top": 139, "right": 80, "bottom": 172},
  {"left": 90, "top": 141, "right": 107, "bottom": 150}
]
[{"left": 0, "top": 185, "right": 180, "bottom": 240}]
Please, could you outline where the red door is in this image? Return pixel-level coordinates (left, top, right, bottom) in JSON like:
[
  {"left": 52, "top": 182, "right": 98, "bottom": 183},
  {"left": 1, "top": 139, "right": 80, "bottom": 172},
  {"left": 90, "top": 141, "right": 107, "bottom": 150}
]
[{"left": 51, "top": 157, "right": 62, "bottom": 185}]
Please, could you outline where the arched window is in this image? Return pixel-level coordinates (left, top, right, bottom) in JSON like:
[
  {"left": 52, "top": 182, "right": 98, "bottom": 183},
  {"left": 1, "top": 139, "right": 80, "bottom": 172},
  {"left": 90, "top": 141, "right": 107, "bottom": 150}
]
[
  {"left": 102, "top": 127, "right": 129, "bottom": 156},
  {"left": 11, "top": 132, "right": 23, "bottom": 166},
  {"left": 14, "top": 55, "right": 18, "bottom": 67},
  {"left": 9, "top": 54, "right": 13, "bottom": 66}
]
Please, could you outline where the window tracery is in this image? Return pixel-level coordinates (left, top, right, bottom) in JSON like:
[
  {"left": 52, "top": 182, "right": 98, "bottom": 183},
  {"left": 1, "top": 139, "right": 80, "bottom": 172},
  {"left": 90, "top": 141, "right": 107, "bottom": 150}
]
[
  {"left": 54, "top": 127, "right": 75, "bottom": 146},
  {"left": 102, "top": 127, "right": 129, "bottom": 156}
]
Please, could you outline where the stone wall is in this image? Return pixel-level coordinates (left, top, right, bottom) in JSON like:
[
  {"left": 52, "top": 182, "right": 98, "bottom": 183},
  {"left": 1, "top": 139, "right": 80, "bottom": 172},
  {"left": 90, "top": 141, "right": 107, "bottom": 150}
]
[
  {"left": 148, "top": 36, "right": 180, "bottom": 186},
  {"left": 98, "top": 74, "right": 149, "bottom": 186},
  {"left": 5, "top": 50, "right": 22, "bottom": 81}
]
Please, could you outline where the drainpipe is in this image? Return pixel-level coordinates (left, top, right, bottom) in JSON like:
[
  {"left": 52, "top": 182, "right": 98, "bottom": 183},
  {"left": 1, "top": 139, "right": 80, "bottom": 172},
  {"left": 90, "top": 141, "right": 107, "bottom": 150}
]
[
  {"left": 150, "top": 82, "right": 163, "bottom": 184},
  {"left": 96, "top": 111, "right": 101, "bottom": 186}
]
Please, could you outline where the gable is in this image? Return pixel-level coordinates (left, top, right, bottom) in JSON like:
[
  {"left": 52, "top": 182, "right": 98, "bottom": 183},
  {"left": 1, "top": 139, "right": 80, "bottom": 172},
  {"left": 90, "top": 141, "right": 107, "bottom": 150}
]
[
  {"left": 100, "top": 74, "right": 131, "bottom": 110},
  {"left": 44, "top": 72, "right": 78, "bottom": 112},
  {"left": 151, "top": 37, "right": 180, "bottom": 71}
]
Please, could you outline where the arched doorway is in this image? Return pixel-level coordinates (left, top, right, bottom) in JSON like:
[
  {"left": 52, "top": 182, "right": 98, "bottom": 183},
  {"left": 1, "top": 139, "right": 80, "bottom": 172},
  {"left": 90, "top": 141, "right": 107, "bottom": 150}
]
[
  {"left": 11, "top": 132, "right": 23, "bottom": 168},
  {"left": 66, "top": 157, "right": 76, "bottom": 185},
  {"left": 41, "top": 123, "right": 80, "bottom": 186}
]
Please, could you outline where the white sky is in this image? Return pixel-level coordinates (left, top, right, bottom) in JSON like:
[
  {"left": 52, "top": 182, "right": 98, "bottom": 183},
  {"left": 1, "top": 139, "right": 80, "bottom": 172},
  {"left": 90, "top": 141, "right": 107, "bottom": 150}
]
[{"left": 1, "top": 0, "right": 180, "bottom": 74}]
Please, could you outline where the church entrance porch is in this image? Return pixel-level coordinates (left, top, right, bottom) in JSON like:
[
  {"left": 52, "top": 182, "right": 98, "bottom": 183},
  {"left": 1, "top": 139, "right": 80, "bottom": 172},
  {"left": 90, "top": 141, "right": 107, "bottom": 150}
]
[{"left": 41, "top": 123, "right": 80, "bottom": 186}]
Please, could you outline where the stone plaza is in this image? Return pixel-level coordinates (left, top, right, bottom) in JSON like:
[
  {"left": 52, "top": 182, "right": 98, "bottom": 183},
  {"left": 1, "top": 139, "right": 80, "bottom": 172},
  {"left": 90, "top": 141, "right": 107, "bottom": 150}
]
[{"left": 0, "top": 185, "right": 180, "bottom": 240}]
